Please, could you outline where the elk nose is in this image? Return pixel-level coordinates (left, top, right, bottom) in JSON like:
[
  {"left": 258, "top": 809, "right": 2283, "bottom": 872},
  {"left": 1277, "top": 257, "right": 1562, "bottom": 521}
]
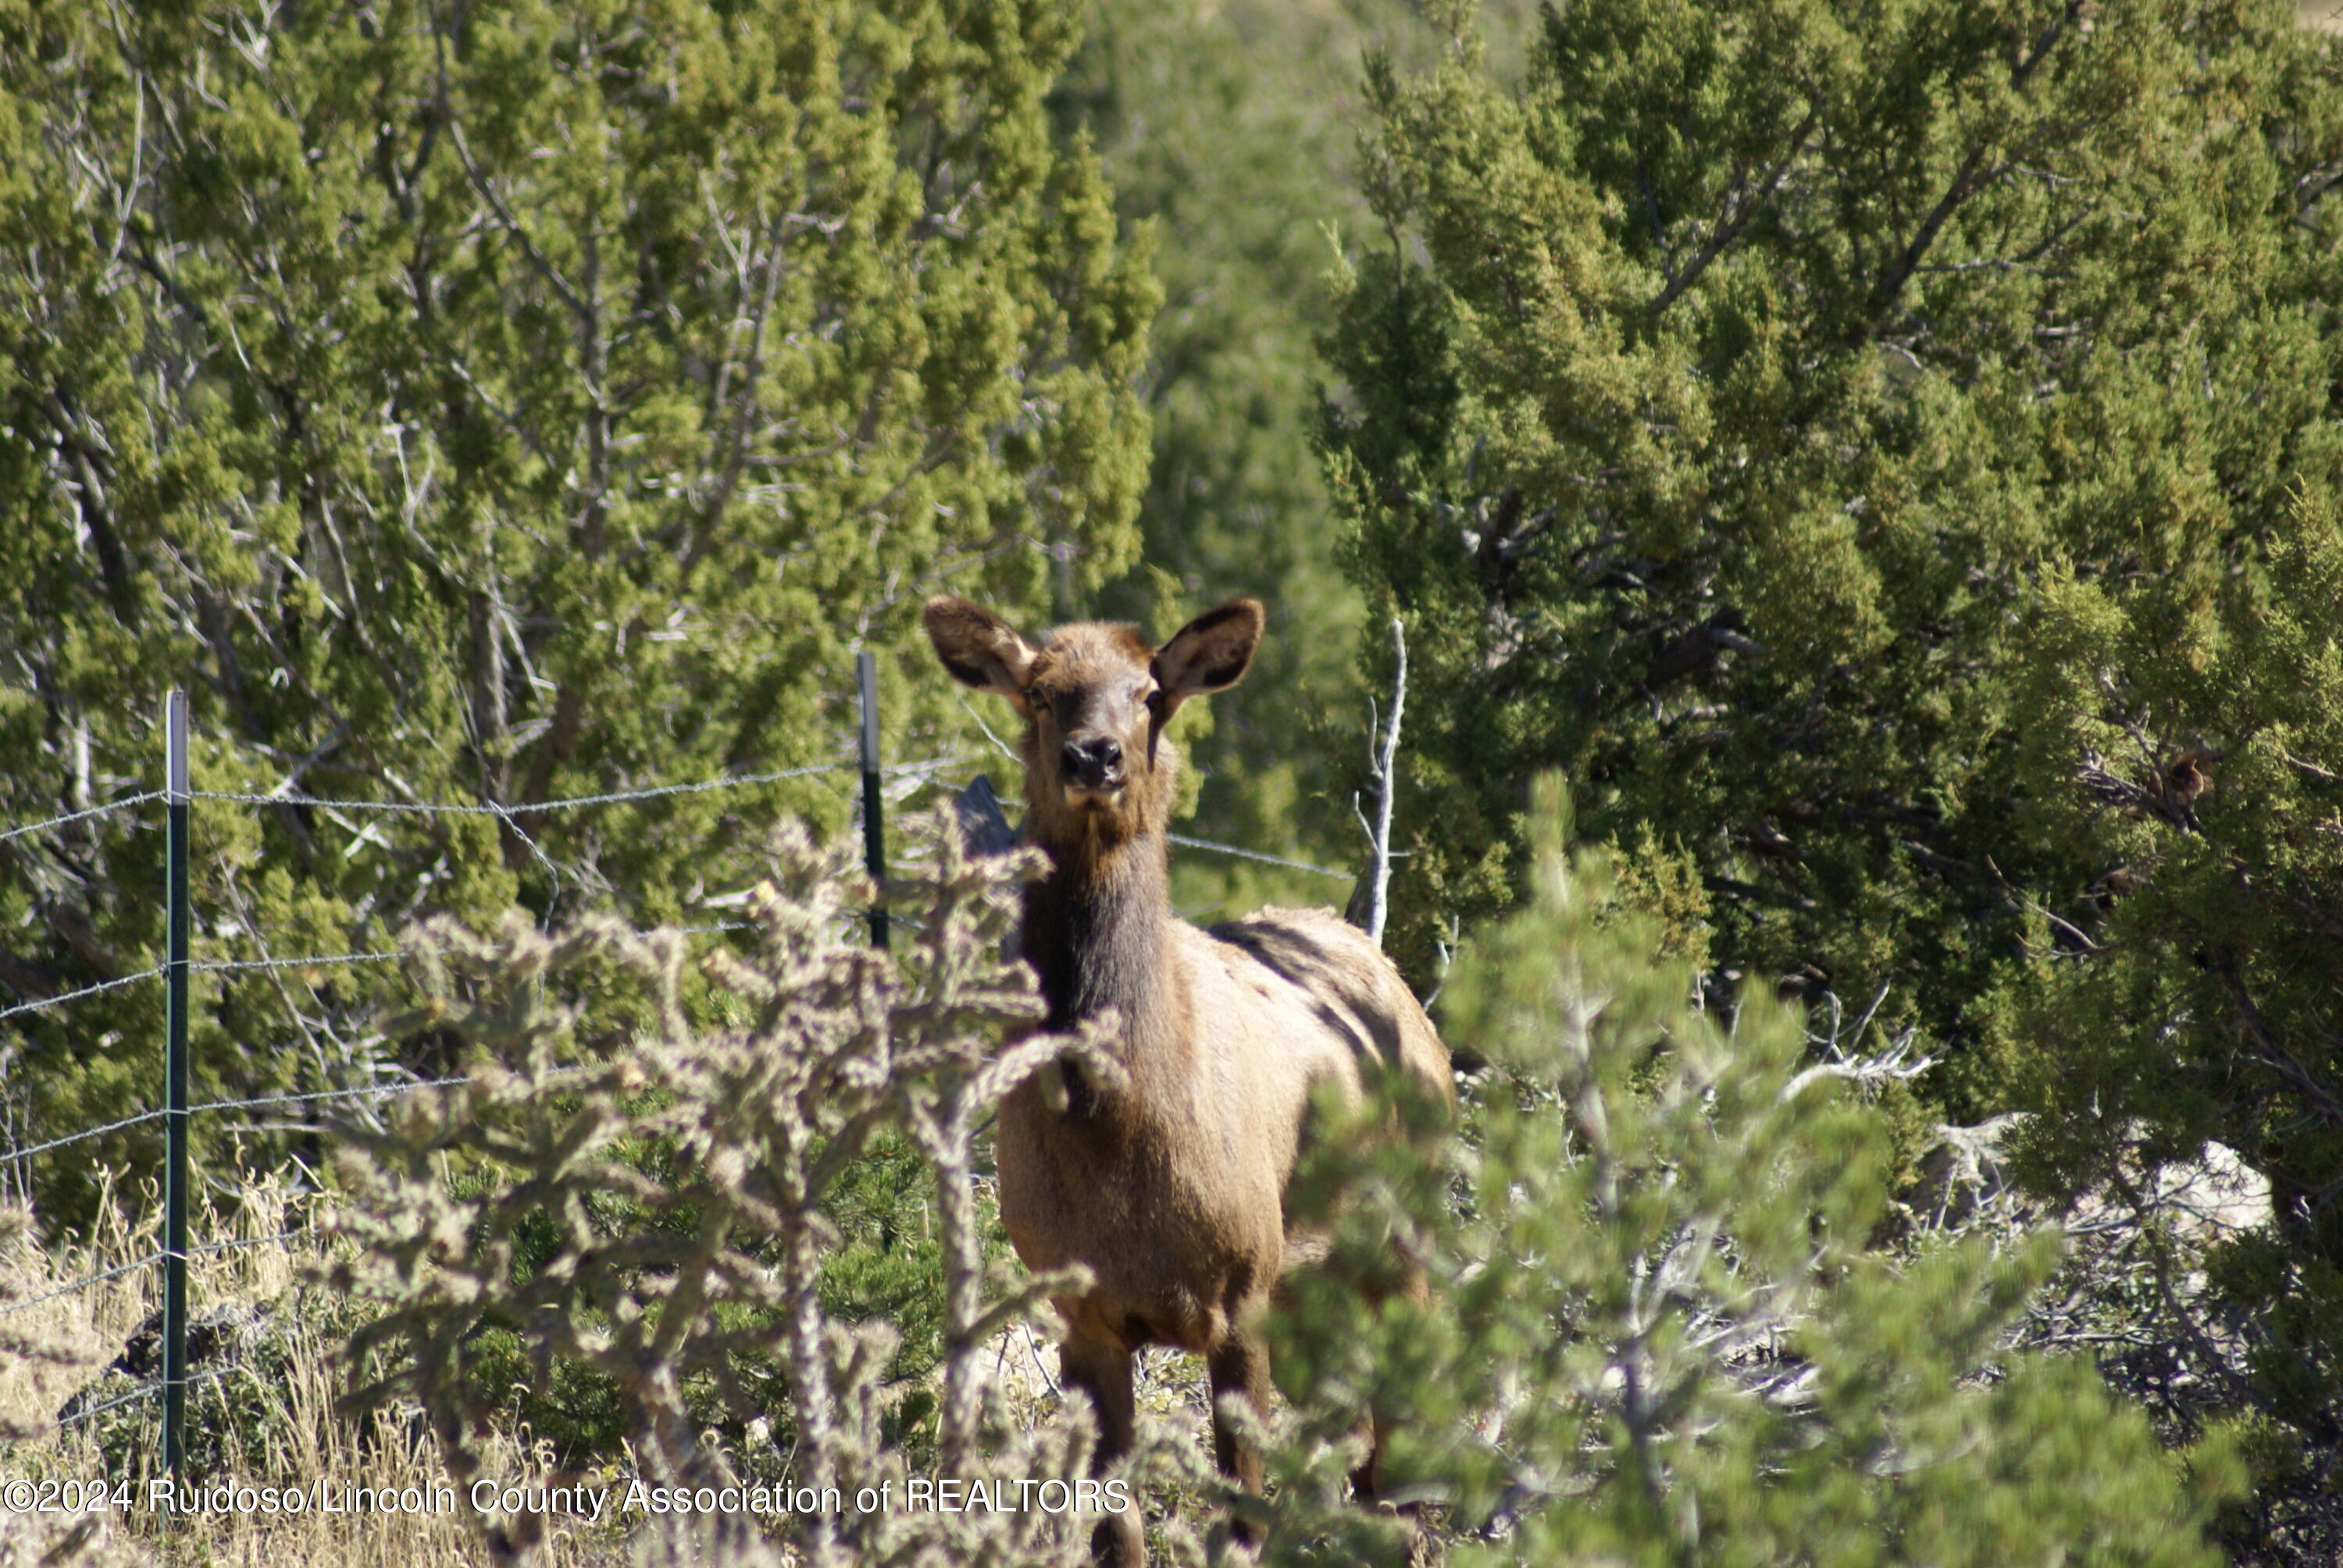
[{"left": 1061, "top": 736, "right": 1124, "bottom": 787}]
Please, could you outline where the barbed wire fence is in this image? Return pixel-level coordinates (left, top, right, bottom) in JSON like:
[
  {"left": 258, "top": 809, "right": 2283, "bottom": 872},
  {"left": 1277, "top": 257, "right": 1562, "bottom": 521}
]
[{"left": 0, "top": 676, "right": 1350, "bottom": 1469}]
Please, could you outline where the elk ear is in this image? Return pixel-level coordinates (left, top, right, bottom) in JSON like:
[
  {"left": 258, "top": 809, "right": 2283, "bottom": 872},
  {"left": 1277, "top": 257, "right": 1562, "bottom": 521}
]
[
  {"left": 922, "top": 597, "right": 1040, "bottom": 700},
  {"left": 1152, "top": 597, "right": 1264, "bottom": 717}
]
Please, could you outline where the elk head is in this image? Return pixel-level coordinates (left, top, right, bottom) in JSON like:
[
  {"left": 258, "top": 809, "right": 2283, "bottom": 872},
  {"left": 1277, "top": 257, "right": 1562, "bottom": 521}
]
[{"left": 922, "top": 595, "right": 1264, "bottom": 850}]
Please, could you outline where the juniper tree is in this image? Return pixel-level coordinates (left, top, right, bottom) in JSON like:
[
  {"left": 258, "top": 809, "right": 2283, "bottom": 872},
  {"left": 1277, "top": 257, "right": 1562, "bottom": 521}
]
[
  {"left": 1322, "top": 2, "right": 2343, "bottom": 1551},
  {"left": 1048, "top": 0, "right": 1383, "bottom": 902},
  {"left": 1048, "top": 0, "right": 1546, "bottom": 914},
  {"left": 0, "top": 0, "right": 1154, "bottom": 1225}
]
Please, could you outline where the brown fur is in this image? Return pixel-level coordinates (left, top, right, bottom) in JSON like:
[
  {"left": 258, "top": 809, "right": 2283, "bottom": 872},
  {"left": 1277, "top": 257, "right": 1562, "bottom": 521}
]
[{"left": 923, "top": 596, "right": 1453, "bottom": 1566}]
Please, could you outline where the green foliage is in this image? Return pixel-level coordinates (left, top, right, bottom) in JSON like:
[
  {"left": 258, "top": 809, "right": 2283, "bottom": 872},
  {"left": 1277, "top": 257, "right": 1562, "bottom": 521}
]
[
  {"left": 815, "top": 1128, "right": 968, "bottom": 1452},
  {"left": 1045, "top": 0, "right": 1378, "bottom": 906},
  {"left": 1255, "top": 779, "right": 2238, "bottom": 1566},
  {"left": 0, "top": 0, "right": 1154, "bottom": 1228},
  {"left": 1049, "top": 0, "right": 1541, "bottom": 910},
  {"left": 1325, "top": 5, "right": 2343, "bottom": 1549},
  {"left": 1987, "top": 482, "right": 2343, "bottom": 1555},
  {"left": 1322, "top": 0, "right": 2342, "bottom": 1053}
]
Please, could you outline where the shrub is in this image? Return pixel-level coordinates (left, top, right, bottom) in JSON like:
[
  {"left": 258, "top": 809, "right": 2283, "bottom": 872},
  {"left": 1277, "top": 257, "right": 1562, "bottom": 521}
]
[{"left": 1252, "top": 779, "right": 2240, "bottom": 1567}]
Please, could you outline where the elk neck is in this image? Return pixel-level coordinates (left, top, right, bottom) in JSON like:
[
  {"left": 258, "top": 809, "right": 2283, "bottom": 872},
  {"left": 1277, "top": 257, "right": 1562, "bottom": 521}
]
[{"left": 1019, "top": 821, "right": 1191, "bottom": 1096}]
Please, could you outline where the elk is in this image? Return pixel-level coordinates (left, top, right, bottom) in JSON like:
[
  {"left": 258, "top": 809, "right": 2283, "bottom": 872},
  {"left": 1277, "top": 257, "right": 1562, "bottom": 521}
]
[{"left": 922, "top": 594, "right": 1453, "bottom": 1565}]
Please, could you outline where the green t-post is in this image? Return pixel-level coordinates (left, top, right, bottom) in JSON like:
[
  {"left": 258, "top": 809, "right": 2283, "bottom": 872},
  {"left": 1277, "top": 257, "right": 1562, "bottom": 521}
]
[
  {"left": 858, "top": 650, "right": 888, "bottom": 949},
  {"left": 162, "top": 690, "right": 189, "bottom": 1482}
]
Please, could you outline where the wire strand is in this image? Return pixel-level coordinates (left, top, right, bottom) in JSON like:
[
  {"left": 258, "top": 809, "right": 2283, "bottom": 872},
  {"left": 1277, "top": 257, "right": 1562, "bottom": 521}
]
[
  {"left": 194, "top": 761, "right": 857, "bottom": 818},
  {"left": 1167, "top": 832, "right": 1348, "bottom": 880},
  {"left": 0, "top": 792, "right": 164, "bottom": 848},
  {"left": 192, "top": 951, "right": 405, "bottom": 975},
  {"left": 189, "top": 1078, "right": 471, "bottom": 1117},
  {"left": 55, "top": 1381, "right": 166, "bottom": 1427},
  {"left": 191, "top": 921, "right": 754, "bottom": 981},
  {"left": 4, "top": 1185, "right": 385, "bottom": 1326},
  {"left": 56, "top": 1363, "right": 242, "bottom": 1429},
  {"left": 187, "top": 1229, "right": 304, "bottom": 1257},
  {"left": 2, "top": 1107, "right": 167, "bottom": 1164},
  {"left": 0, "top": 1253, "right": 163, "bottom": 1320},
  {"left": 0, "top": 966, "right": 166, "bottom": 1026},
  {"left": 1, "top": 1065, "right": 614, "bottom": 1163},
  {"left": 191, "top": 755, "right": 971, "bottom": 819}
]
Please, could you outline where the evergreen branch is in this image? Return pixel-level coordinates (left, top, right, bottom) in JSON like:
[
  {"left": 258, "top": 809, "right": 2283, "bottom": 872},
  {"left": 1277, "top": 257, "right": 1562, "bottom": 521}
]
[
  {"left": 1648, "top": 105, "right": 1821, "bottom": 315},
  {"left": 2219, "top": 957, "right": 2343, "bottom": 1129}
]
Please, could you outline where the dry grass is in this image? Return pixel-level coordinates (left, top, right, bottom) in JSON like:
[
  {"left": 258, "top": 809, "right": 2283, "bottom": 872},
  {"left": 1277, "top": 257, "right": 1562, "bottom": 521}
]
[
  {"left": 0, "top": 1181, "right": 608, "bottom": 1568},
  {"left": 0, "top": 1189, "right": 1218, "bottom": 1568}
]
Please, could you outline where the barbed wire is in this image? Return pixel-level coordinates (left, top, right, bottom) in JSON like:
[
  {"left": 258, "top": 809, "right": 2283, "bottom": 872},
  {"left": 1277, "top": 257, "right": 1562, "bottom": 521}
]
[
  {"left": 0, "top": 967, "right": 166, "bottom": 1027},
  {"left": 194, "top": 1062, "right": 601, "bottom": 1128},
  {"left": 2, "top": 1068, "right": 611, "bottom": 1309},
  {"left": 57, "top": 1363, "right": 243, "bottom": 1430},
  {"left": 5, "top": 921, "right": 765, "bottom": 1041},
  {"left": 55, "top": 1381, "right": 166, "bottom": 1429},
  {"left": 5, "top": 1064, "right": 625, "bottom": 1313},
  {"left": 192, "top": 951, "right": 405, "bottom": 976},
  {"left": 186, "top": 756, "right": 977, "bottom": 819},
  {"left": 10, "top": 755, "right": 967, "bottom": 846},
  {"left": 0, "top": 792, "right": 165, "bottom": 849},
  {"left": 188, "top": 1229, "right": 304, "bottom": 1258},
  {"left": 2, "top": 1074, "right": 501, "bottom": 1168},
  {"left": 1168, "top": 832, "right": 1348, "bottom": 880},
  {"left": 191, "top": 921, "right": 756, "bottom": 982},
  {"left": 190, "top": 1078, "right": 471, "bottom": 1117},
  {"left": 0, "top": 1252, "right": 165, "bottom": 1320},
  {"left": 2, "top": 1107, "right": 168, "bottom": 1164}
]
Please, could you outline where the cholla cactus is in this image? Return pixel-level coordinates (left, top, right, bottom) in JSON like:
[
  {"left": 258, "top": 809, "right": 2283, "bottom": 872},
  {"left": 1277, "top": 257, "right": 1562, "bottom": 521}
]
[{"left": 326, "top": 808, "right": 1157, "bottom": 1567}]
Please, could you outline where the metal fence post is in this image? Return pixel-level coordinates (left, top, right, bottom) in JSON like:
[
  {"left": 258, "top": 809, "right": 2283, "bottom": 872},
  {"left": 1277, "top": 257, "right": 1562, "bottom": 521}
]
[
  {"left": 161, "top": 690, "right": 190, "bottom": 1480},
  {"left": 858, "top": 650, "right": 888, "bottom": 950}
]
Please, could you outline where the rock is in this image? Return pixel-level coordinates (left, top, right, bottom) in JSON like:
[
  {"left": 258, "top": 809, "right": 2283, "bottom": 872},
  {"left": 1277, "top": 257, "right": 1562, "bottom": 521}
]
[
  {"left": 1911, "top": 1115, "right": 2271, "bottom": 1249},
  {"left": 2068, "top": 1138, "right": 2273, "bottom": 1248}
]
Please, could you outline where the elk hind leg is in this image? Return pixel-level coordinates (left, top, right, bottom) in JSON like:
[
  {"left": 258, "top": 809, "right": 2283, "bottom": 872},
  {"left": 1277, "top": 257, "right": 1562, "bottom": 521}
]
[
  {"left": 1349, "top": 1406, "right": 1392, "bottom": 1503},
  {"left": 1206, "top": 1328, "right": 1271, "bottom": 1547},
  {"left": 1350, "top": 1261, "right": 1430, "bottom": 1508},
  {"left": 1060, "top": 1335, "right": 1145, "bottom": 1567}
]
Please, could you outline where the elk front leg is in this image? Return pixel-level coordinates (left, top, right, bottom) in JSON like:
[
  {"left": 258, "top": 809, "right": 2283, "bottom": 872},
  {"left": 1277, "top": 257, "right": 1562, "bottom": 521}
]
[
  {"left": 1206, "top": 1328, "right": 1271, "bottom": 1546},
  {"left": 1059, "top": 1335, "right": 1144, "bottom": 1567}
]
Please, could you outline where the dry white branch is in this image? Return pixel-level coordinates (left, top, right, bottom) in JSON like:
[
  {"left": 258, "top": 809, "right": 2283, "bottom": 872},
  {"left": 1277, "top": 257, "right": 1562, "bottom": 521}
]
[{"left": 1353, "top": 617, "right": 1409, "bottom": 946}]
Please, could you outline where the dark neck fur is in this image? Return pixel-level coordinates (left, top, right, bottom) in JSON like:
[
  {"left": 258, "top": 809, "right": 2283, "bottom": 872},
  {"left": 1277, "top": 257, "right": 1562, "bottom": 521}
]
[{"left": 1021, "top": 829, "right": 1184, "bottom": 1091}]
